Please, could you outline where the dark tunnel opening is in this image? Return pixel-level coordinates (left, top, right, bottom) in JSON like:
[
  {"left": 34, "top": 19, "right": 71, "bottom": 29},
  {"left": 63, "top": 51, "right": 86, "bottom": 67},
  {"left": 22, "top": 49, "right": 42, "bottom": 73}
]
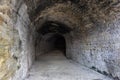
[
  {"left": 48, "top": 34, "right": 66, "bottom": 56},
  {"left": 36, "top": 21, "right": 71, "bottom": 58}
]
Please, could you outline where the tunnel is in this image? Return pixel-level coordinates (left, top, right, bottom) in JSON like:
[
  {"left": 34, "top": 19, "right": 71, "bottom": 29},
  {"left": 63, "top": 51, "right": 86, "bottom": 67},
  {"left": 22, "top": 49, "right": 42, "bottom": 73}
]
[
  {"left": 45, "top": 34, "right": 66, "bottom": 55},
  {"left": 53, "top": 34, "right": 66, "bottom": 55},
  {"left": 1, "top": 0, "right": 120, "bottom": 80},
  {"left": 35, "top": 33, "right": 66, "bottom": 59},
  {"left": 35, "top": 21, "right": 71, "bottom": 59}
]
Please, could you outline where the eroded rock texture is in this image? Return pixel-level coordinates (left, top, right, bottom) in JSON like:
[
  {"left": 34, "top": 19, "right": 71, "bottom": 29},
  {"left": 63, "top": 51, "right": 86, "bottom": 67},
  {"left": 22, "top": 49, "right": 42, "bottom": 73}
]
[{"left": 0, "top": 0, "right": 120, "bottom": 80}]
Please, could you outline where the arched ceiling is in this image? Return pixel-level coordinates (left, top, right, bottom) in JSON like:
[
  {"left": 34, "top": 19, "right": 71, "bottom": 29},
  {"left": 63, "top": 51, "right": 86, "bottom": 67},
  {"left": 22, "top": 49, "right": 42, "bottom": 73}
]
[
  {"left": 24, "top": 0, "right": 120, "bottom": 34},
  {"left": 24, "top": 0, "right": 120, "bottom": 21}
]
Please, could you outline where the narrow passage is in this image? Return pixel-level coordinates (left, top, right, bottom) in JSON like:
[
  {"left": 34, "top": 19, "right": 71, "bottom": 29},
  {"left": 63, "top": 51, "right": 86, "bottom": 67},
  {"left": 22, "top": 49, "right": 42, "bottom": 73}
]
[{"left": 25, "top": 50, "right": 112, "bottom": 80}]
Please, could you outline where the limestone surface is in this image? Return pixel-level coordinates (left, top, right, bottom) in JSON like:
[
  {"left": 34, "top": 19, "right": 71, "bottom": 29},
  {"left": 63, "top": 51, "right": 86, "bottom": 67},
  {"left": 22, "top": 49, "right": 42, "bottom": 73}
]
[{"left": 0, "top": 0, "right": 120, "bottom": 80}]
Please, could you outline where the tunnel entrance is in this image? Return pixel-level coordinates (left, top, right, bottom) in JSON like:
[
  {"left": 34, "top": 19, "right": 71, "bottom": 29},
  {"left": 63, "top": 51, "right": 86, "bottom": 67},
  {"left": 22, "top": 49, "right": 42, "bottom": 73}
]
[
  {"left": 35, "top": 21, "right": 71, "bottom": 59},
  {"left": 35, "top": 33, "right": 66, "bottom": 59},
  {"left": 47, "top": 34, "right": 66, "bottom": 56}
]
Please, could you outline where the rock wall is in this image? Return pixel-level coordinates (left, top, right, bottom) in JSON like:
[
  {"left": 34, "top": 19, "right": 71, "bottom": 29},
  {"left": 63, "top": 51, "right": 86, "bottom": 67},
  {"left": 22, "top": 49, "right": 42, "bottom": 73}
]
[
  {"left": 35, "top": 33, "right": 57, "bottom": 58},
  {"left": 68, "top": 19, "right": 120, "bottom": 78},
  {"left": 0, "top": 0, "right": 34, "bottom": 80},
  {"left": 0, "top": 0, "right": 120, "bottom": 80},
  {"left": 0, "top": 0, "right": 18, "bottom": 80},
  {"left": 10, "top": 0, "right": 35, "bottom": 80}
]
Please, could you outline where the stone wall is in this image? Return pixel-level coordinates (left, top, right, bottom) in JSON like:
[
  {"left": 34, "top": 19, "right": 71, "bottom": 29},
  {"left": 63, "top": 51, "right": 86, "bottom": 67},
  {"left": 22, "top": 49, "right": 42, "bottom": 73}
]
[
  {"left": 68, "top": 19, "right": 120, "bottom": 78},
  {"left": 10, "top": 0, "right": 35, "bottom": 80},
  {"left": 35, "top": 33, "right": 57, "bottom": 58},
  {"left": 0, "top": 0, "right": 120, "bottom": 80},
  {"left": 0, "top": 0, "right": 18, "bottom": 80},
  {"left": 0, "top": 0, "right": 35, "bottom": 80}
]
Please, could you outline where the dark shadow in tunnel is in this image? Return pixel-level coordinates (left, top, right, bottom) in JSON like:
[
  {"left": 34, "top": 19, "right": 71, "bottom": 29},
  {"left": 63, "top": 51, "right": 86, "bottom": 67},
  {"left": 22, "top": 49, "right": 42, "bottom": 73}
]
[
  {"left": 36, "top": 21, "right": 72, "bottom": 57},
  {"left": 37, "top": 21, "right": 72, "bottom": 35},
  {"left": 47, "top": 34, "right": 66, "bottom": 56}
]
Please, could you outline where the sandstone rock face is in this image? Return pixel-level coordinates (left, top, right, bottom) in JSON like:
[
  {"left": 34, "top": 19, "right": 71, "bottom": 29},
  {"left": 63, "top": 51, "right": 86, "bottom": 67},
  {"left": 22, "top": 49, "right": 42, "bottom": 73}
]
[
  {"left": 0, "top": 1, "right": 17, "bottom": 80},
  {"left": 0, "top": 0, "right": 120, "bottom": 80}
]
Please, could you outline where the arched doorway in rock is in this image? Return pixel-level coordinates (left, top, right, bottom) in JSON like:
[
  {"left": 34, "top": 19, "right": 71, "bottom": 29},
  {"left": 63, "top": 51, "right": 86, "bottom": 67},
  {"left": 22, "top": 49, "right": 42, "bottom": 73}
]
[
  {"left": 35, "top": 33, "right": 66, "bottom": 58},
  {"left": 35, "top": 21, "right": 72, "bottom": 59},
  {"left": 52, "top": 34, "right": 66, "bottom": 56}
]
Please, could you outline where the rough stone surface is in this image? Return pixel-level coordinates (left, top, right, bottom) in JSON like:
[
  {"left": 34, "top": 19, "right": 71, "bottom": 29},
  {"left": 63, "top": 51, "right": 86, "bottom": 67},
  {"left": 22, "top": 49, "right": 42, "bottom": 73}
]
[
  {"left": 0, "top": 1, "right": 17, "bottom": 80},
  {"left": 0, "top": 0, "right": 120, "bottom": 80}
]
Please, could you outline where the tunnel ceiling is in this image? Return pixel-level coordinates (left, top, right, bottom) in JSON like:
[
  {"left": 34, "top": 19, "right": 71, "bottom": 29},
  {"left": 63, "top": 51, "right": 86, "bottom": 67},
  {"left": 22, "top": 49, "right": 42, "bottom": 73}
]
[
  {"left": 25, "top": 0, "right": 120, "bottom": 21},
  {"left": 37, "top": 21, "right": 72, "bottom": 35},
  {"left": 24, "top": 0, "right": 120, "bottom": 33}
]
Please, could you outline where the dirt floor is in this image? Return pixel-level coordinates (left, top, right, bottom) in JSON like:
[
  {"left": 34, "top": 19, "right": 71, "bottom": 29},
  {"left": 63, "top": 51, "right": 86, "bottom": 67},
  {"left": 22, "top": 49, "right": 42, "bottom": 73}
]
[{"left": 25, "top": 50, "right": 112, "bottom": 80}]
